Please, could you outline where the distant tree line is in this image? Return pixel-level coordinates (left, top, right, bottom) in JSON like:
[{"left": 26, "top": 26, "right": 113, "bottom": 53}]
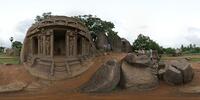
[{"left": 181, "top": 44, "right": 200, "bottom": 54}]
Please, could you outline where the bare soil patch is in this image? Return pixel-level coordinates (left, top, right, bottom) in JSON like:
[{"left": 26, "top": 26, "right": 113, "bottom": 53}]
[{"left": 0, "top": 53, "right": 200, "bottom": 100}]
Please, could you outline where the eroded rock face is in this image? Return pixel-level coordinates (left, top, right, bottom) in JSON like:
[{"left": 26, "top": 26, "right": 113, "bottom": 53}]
[
  {"left": 161, "top": 59, "right": 194, "bottom": 85},
  {"left": 96, "top": 33, "right": 110, "bottom": 52},
  {"left": 0, "top": 81, "right": 27, "bottom": 93},
  {"left": 124, "top": 53, "right": 151, "bottom": 67},
  {"left": 121, "top": 38, "right": 132, "bottom": 53},
  {"left": 163, "top": 65, "right": 183, "bottom": 85},
  {"left": 108, "top": 34, "right": 122, "bottom": 52},
  {"left": 120, "top": 61, "right": 158, "bottom": 90},
  {"left": 79, "top": 59, "right": 120, "bottom": 92}
]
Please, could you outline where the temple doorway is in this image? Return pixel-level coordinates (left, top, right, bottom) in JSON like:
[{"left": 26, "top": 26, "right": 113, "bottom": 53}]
[
  {"left": 32, "top": 37, "right": 38, "bottom": 55},
  {"left": 53, "top": 30, "right": 66, "bottom": 56},
  {"left": 77, "top": 35, "right": 82, "bottom": 55}
]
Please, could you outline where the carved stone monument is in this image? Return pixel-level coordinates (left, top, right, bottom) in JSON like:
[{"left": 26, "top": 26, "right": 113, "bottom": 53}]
[{"left": 20, "top": 16, "right": 96, "bottom": 80}]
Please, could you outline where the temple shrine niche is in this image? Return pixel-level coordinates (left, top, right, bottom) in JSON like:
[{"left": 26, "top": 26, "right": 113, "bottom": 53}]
[{"left": 20, "top": 16, "right": 96, "bottom": 80}]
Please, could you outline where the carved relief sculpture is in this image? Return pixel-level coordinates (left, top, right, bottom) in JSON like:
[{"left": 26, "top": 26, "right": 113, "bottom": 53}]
[
  {"left": 38, "top": 35, "right": 43, "bottom": 54},
  {"left": 46, "top": 36, "right": 50, "bottom": 55},
  {"left": 20, "top": 16, "right": 96, "bottom": 80},
  {"left": 69, "top": 31, "right": 75, "bottom": 56}
]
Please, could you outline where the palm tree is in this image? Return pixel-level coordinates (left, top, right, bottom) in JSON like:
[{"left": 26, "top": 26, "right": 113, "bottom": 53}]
[{"left": 9, "top": 37, "right": 14, "bottom": 48}]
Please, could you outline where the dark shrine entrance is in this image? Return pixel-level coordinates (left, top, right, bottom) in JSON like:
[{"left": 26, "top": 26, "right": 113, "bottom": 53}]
[
  {"left": 32, "top": 37, "right": 38, "bottom": 55},
  {"left": 53, "top": 30, "right": 66, "bottom": 56},
  {"left": 77, "top": 35, "right": 82, "bottom": 55}
]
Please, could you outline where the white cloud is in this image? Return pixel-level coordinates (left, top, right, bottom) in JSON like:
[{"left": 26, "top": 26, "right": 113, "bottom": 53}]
[
  {"left": 184, "top": 27, "right": 200, "bottom": 46},
  {"left": 0, "top": 0, "right": 200, "bottom": 48}
]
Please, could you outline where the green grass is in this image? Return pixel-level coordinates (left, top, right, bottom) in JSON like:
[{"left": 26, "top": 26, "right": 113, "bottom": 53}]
[
  {"left": 161, "top": 54, "right": 200, "bottom": 62},
  {"left": 0, "top": 58, "right": 20, "bottom": 64},
  {"left": 0, "top": 53, "right": 20, "bottom": 64},
  {"left": 190, "top": 58, "right": 200, "bottom": 62}
]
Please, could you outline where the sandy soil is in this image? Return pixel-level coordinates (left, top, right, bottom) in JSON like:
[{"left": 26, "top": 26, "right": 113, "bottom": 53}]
[{"left": 0, "top": 53, "right": 200, "bottom": 100}]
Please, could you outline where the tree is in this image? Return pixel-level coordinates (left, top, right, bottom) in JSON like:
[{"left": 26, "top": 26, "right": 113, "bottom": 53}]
[
  {"left": 12, "top": 41, "right": 22, "bottom": 56},
  {"left": 0, "top": 47, "right": 5, "bottom": 53},
  {"left": 9, "top": 37, "right": 14, "bottom": 48},
  {"left": 73, "top": 15, "right": 117, "bottom": 42},
  {"left": 12, "top": 41, "right": 22, "bottom": 50},
  {"left": 35, "top": 12, "right": 52, "bottom": 22},
  {"left": 132, "top": 34, "right": 163, "bottom": 54},
  {"left": 163, "top": 47, "right": 176, "bottom": 54}
]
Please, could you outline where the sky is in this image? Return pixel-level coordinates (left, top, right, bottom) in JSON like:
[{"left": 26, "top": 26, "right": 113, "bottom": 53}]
[{"left": 0, "top": 0, "right": 200, "bottom": 48}]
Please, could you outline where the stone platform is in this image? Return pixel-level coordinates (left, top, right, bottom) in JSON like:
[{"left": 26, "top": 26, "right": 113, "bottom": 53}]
[{"left": 24, "top": 56, "right": 93, "bottom": 80}]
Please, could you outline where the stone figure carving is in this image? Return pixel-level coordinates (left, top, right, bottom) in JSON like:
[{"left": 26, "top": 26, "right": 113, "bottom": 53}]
[
  {"left": 38, "top": 35, "right": 43, "bottom": 54},
  {"left": 46, "top": 29, "right": 53, "bottom": 35},
  {"left": 46, "top": 36, "right": 50, "bottom": 55},
  {"left": 21, "top": 16, "right": 96, "bottom": 80},
  {"left": 69, "top": 32, "right": 75, "bottom": 56}
]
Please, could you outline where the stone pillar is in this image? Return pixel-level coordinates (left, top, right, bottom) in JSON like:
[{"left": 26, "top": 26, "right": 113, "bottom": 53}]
[
  {"left": 82, "top": 38, "right": 85, "bottom": 56},
  {"left": 66, "top": 31, "right": 69, "bottom": 57},
  {"left": 43, "top": 35, "right": 46, "bottom": 55},
  {"left": 74, "top": 32, "right": 77, "bottom": 57},
  {"left": 37, "top": 35, "right": 42, "bottom": 55},
  {"left": 50, "top": 33, "right": 54, "bottom": 57},
  {"left": 30, "top": 37, "right": 33, "bottom": 55}
]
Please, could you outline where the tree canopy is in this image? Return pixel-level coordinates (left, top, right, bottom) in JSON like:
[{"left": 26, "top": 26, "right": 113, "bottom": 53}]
[
  {"left": 74, "top": 15, "right": 118, "bottom": 42},
  {"left": 35, "top": 12, "right": 52, "bottom": 22},
  {"left": 180, "top": 44, "right": 200, "bottom": 54},
  {"left": 133, "top": 34, "right": 163, "bottom": 54},
  {"left": 0, "top": 47, "right": 4, "bottom": 53},
  {"left": 12, "top": 41, "right": 22, "bottom": 51}
]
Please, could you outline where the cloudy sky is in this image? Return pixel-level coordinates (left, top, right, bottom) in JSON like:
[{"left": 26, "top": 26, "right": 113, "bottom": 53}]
[{"left": 0, "top": 0, "right": 200, "bottom": 48}]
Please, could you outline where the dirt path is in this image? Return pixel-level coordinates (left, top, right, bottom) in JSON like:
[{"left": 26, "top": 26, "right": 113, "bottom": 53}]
[{"left": 0, "top": 53, "right": 200, "bottom": 100}]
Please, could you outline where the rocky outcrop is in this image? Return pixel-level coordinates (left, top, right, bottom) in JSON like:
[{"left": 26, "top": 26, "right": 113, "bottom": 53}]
[
  {"left": 163, "top": 65, "right": 183, "bottom": 85},
  {"left": 160, "top": 59, "right": 194, "bottom": 85},
  {"left": 0, "top": 81, "right": 27, "bottom": 93},
  {"left": 121, "top": 38, "right": 132, "bottom": 53},
  {"left": 96, "top": 33, "right": 110, "bottom": 52},
  {"left": 119, "top": 61, "right": 158, "bottom": 90},
  {"left": 108, "top": 34, "right": 122, "bottom": 52},
  {"left": 79, "top": 59, "right": 120, "bottom": 92},
  {"left": 124, "top": 53, "right": 151, "bottom": 67},
  {"left": 79, "top": 54, "right": 194, "bottom": 93}
]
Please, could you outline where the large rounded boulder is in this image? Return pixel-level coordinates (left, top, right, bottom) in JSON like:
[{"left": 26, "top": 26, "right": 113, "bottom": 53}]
[
  {"left": 161, "top": 59, "right": 194, "bottom": 85},
  {"left": 79, "top": 59, "right": 120, "bottom": 92},
  {"left": 124, "top": 53, "right": 151, "bottom": 67},
  {"left": 119, "top": 61, "right": 159, "bottom": 90}
]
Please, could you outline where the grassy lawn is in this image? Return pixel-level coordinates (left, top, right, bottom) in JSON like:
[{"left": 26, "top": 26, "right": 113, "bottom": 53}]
[
  {"left": 190, "top": 58, "right": 200, "bottom": 62},
  {"left": 161, "top": 54, "right": 200, "bottom": 62},
  {"left": 0, "top": 53, "right": 20, "bottom": 64}
]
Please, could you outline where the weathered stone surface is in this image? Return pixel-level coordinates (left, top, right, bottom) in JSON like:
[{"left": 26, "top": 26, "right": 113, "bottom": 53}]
[
  {"left": 124, "top": 53, "right": 151, "bottom": 67},
  {"left": 21, "top": 16, "right": 96, "bottom": 80},
  {"left": 158, "top": 69, "right": 166, "bottom": 80},
  {"left": 79, "top": 59, "right": 120, "bottom": 92},
  {"left": 108, "top": 34, "right": 122, "bottom": 52},
  {"left": 167, "top": 60, "right": 193, "bottom": 84},
  {"left": 120, "top": 61, "right": 158, "bottom": 90},
  {"left": 121, "top": 38, "right": 132, "bottom": 53},
  {"left": 162, "top": 59, "right": 194, "bottom": 85},
  {"left": 0, "top": 81, "right": 27, "bottom": 93},
  {"left": 25, "top": 82, "right": 42, "bottom": 91},
  {"left": 179, "top": 86, "right": 200, "bottom": 94},
  {"left": 163, "top": 65, "right": 183, "bottom": 85},
  {"left": 158, "top": 61, "right": 165, "bottom": 70},
  {"left": 96, "top": 33, "right": 110, "bottom": 51}
]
